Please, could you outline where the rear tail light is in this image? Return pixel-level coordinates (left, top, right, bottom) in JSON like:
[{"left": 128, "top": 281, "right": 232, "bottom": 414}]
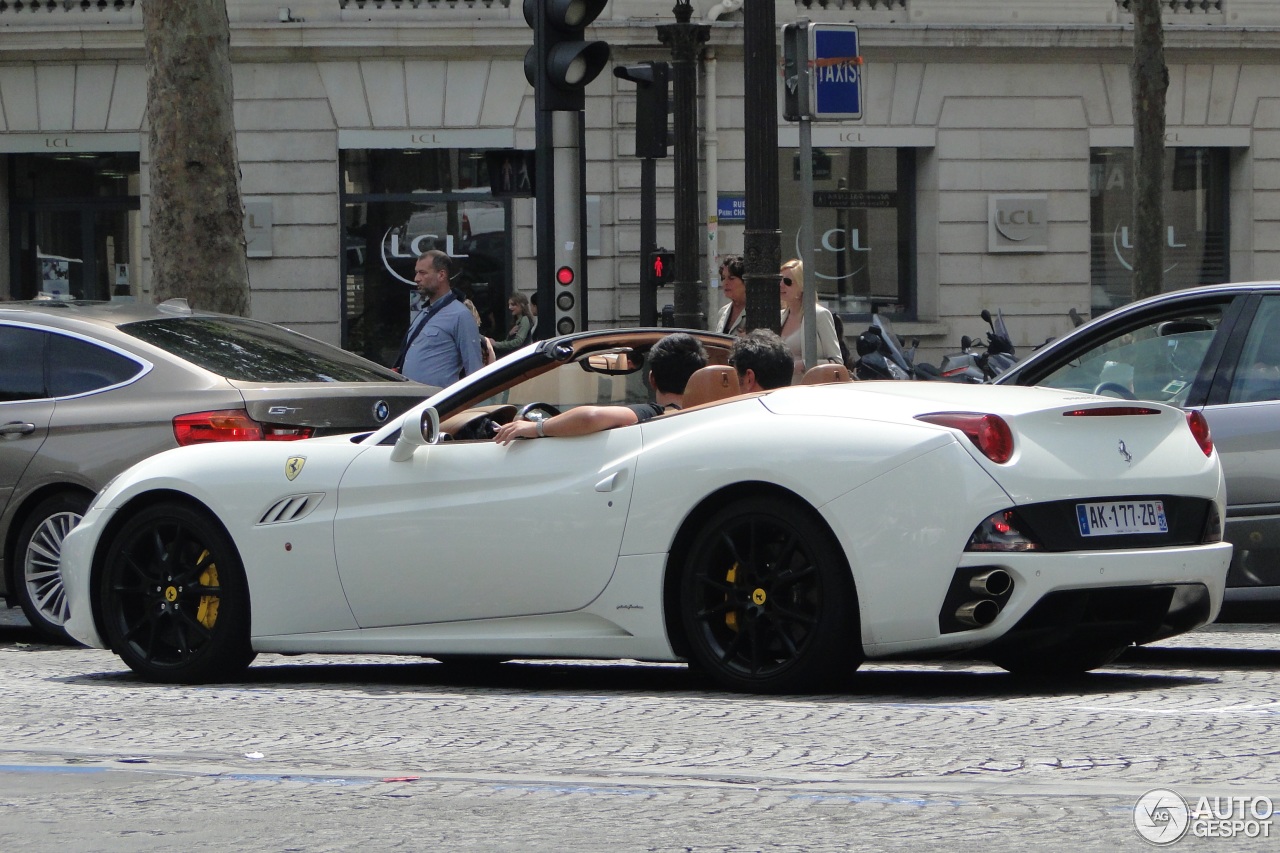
[
  {"left": 1186, "top": 410, "right": 1213, "bottom": 457},
  {"left": 966, "top": 510, "right": 1043, "bottom": 552},
  {"left": 173, "top": 409, "right": 313, "bottom": 446},
  {"left": 916, "top": 412, "right": 1014, "bottom": 463}
]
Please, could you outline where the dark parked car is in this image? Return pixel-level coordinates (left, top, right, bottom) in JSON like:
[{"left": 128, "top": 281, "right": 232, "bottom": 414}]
[
  {"left": 1, "top": 299, "right": 432, "bottom": 641},
  {"left": 996, "top": 282, "right": 1280, "bottom": 619}
]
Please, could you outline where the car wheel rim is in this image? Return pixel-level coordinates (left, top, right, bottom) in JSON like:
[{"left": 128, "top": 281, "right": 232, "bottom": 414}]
[
  {"left": 22, "top": 510, "right": 81, "bottom": 628},
  {"left": 106, "top": 520, "right": 224, "bottom": 668},
  {"left": 687, "top": 513, "right": 823, "bottom": 681}
]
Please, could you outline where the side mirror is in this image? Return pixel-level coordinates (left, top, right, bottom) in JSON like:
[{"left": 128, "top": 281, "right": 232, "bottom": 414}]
[{"left": 390, "top": 407, "right": 441, "bottom": 462}]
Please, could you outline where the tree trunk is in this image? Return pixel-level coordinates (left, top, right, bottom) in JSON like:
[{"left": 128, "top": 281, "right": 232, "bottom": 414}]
[
  {"left": 1131, "top": 0, "right": 1168, "bottom": 302},
  {"left": 142, "top": 0, "right": 250, "bottom": 315}
]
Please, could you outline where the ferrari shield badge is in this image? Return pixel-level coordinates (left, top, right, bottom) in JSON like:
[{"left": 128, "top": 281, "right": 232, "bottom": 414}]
[{"left": 285, "top": 456, "right": 306, "bottom": 481}]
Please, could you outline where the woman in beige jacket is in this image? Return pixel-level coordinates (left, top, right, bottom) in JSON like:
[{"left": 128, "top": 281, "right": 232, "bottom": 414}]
[{"left": 778, "top": 258, "right": 843, "bottom": 382}]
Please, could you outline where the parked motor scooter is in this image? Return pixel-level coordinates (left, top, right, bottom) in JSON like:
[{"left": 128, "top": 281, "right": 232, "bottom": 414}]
[
  {"left": 979, "top": 308, "right": 1017, "bottom": 379},
  {"left": 914, "top": 308, "right": 1017, "bottom": 383},
  {"left": 852, "top": 314, "right": 915, "bottom": 380},
  {"left": 914, "top": 338, "right": 985, "bottom": 383}
]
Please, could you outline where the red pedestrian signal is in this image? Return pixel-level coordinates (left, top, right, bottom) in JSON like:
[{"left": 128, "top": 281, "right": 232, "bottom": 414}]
[{"left": 649, "top": 250, "right": 675, "bottom": 285}]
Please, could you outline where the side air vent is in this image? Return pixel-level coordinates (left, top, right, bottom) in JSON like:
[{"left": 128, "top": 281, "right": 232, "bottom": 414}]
[{"left": 257, "top": 493, "right": 325, "bottom": 525}]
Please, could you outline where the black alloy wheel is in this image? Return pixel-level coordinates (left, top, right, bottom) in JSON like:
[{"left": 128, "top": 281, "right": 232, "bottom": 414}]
[
  {"left": 99, "top": 503, "right": 255, "bottom": 683},
  {"left": 15, "top": 492, "right": 89, "bottom": 643},
  {"left": 680, "top": 497, "right": 860, "bottom": 693}
]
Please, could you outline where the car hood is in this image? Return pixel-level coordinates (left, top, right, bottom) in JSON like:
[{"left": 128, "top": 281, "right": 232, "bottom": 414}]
[{"left": 762, "top": 382, "right": 1223, "bottom": 505}]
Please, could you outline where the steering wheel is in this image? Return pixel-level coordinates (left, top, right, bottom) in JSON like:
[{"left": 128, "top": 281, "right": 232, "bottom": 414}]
[
  {"left": 517, "top": 402, "right": 561, "bottom": 422},
  {"left": 1093, "top": 381, "right": 1137, "bottom": 400}
]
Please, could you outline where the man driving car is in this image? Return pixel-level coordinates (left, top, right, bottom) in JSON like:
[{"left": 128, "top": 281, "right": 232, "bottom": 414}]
[{"left": 493, "top": 333, "right": 707, "bottom": 444}]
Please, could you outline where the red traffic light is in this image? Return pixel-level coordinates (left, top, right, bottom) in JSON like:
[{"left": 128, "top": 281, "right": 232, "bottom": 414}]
[
  {"left": 649, "top": 250, "right": 675, "bottom": 285},
  {"left": 556, "top": 265, "right": 575, "bottom": 286}
]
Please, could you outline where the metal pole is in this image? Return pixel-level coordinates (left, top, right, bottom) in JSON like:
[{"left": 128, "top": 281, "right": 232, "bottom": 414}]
[
  {"left": 796, "top": 21, "right": 817, "bottom": 371},
  {"left": 742, "top": 0, "right": 781, "bottom": 332},
  {"left": 640, "top": 155, "right": 657, "bottom": 326},
  {"left": 658, "top": 2, "right": 710, "bottom": 330},
  {"left": 533, "top": 97, "right": 555, "bottom": 340}
]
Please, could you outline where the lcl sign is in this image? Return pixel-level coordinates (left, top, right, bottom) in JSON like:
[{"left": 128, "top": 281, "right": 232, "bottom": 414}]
[{"left": 988, "top": 195, "right": 1048, "bottom": 253}]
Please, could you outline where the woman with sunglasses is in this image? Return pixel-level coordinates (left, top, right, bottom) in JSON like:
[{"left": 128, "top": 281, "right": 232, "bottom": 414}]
[{"left": 778, "top": 258, "right": 843, "bottom": 382}]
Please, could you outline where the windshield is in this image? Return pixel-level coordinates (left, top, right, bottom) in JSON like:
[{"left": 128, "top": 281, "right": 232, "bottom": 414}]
[
  {"left": 1038, "top": 312, "right": 1221, "bottom": 403},
  {"left": 121, "top": 317, "right": 409, "bottom": 383}
]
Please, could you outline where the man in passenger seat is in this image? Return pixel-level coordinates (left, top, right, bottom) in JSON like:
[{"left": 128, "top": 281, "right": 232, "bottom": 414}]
[
  {"left": 493, "top": 333, "right": 707, "bottom": 444},
  {"left": 729, "top": 329, "right": 794, "bottom": 392}
]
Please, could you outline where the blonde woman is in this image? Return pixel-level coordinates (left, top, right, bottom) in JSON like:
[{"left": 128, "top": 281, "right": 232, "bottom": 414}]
[{"left": 778, "top": 258, "right": 843, "bottom": 382}]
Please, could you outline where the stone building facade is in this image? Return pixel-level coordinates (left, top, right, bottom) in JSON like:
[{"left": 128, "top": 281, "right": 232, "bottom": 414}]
[{"left": 1, "top": 0, "right": 1279, "bottom": 364}]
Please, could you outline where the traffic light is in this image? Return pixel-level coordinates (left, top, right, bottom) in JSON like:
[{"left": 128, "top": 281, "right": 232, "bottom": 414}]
[
  {"left": 554, "top": 263, "right": 577, "bottom": 335},
  {"left": 485, "top": 150, "right": 535, "bottom": 198},
  {"left": 613, "top": 61, "right": 669, "bottom": 159},
  {"left": 649, "top": 249, "right": 675, "bottom": 286},
  {"left": 524, "top": 0, "right": 610, "bottom": 112},
  {"left": 782, "top": 22, "right": 810, "bottom": 122}
]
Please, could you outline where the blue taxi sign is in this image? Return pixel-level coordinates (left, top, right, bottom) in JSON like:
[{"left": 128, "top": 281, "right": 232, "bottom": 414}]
[{"left": 811, "top": 24, "right": 862, "bottom": 120}]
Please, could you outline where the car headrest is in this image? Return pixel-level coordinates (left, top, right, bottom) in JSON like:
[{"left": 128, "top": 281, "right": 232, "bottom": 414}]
[
  {"left": 801, "top": 363, "right": 852, "bottom": 384},
  {"left": 682, "top": 365, "right": 741, "bottom": 408}
]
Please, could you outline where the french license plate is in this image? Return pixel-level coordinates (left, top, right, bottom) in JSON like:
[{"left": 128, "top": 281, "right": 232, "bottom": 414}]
[{"left": 1076, "top": 500, "right": 1168, "bottom": 537}]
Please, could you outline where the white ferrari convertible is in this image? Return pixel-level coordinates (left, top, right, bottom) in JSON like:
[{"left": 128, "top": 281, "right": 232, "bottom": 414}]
[{"left": 61, "top": 328, "right": 1231, "bottom": 692}]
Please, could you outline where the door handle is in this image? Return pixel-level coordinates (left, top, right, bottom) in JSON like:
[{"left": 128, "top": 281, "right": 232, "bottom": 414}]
[
  {"left": 594, "top": 470, "right": 627, "bottom": 492},
  {"left": 1, "top": 421, "right": 36, "bottom": 437}
]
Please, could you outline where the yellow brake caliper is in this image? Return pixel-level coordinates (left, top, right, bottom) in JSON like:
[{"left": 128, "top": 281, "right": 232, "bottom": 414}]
[{"left": 194, "top": 549, "right": 220, "bottom": 629}]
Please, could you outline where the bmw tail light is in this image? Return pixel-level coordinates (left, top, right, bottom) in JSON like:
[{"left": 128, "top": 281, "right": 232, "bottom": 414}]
[
  {"left": 173, "top": 410, "right": 313, "bottom": 446},
  {"left": 916, "top": 412, "right": 1014, "bottom": 463},
  {"left": 1186, "top": 410, "right": 1213, "bottom": 457},
  {"left": 966, "top": 510, "right": 1043, "bottom": 552}
]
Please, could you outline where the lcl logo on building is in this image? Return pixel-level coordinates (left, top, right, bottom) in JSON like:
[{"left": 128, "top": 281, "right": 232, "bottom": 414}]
[{"left": 988, "top": 194, "right": 1049, "bottom": 253}]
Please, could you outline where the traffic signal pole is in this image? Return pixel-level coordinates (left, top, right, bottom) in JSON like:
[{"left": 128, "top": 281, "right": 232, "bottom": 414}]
[
  {"left": 552, "top": 111, "right": 586, "bottom": 336},
  {"left": 640, "top": 155, "right": 657, "bottom": 326},
  {"left": 524, "top": 0, "right": 609, "bottom": 338},
  {"left": 614, "top": 60, "right": 668, "bottom": 327},
  {"left": 785, "top": 20, "right": 818, "bottom": 370},
  {"left": 532, "top": 104, "right": 555, "bottom": 340},
  {"left": 658, "top": 2, "right": 710, "bottom": 331}
]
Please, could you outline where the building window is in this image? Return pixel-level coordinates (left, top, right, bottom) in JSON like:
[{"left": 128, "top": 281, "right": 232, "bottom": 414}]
[
  {"left": 6, "top": 152, "right": 141, "bottom": 302},
  {"left": 778, "top": 147, "right": 916, "bottom": 320},
  {"left": 340, "top": 148, "right": 510, "bottom": 367},
  {"left": 1089, "top": 147, "right": 1229, "bottom": 316}
]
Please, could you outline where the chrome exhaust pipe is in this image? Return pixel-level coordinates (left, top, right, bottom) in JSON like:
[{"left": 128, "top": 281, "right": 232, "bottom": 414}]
[
  {"left": 955, "top": 599, "right": 1000, "bottom": 628},
  {"left": 969, "top": 569, "right": 1012, "bottom": 597}
]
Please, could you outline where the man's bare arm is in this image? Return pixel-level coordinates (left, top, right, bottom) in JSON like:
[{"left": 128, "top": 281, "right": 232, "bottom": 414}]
[{"left": 494, "top": 405, "right": 639, "bottom": 445}]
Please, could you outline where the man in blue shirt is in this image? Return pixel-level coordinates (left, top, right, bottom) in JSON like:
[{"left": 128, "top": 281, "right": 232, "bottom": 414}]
[{"left": 396, "top": 249, "right": 483, "bottom": 386}]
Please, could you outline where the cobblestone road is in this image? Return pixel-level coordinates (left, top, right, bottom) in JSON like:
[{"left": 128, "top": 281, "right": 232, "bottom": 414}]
[{"left": 0, "top": 609, "right": 1277, "bottom": 852}]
